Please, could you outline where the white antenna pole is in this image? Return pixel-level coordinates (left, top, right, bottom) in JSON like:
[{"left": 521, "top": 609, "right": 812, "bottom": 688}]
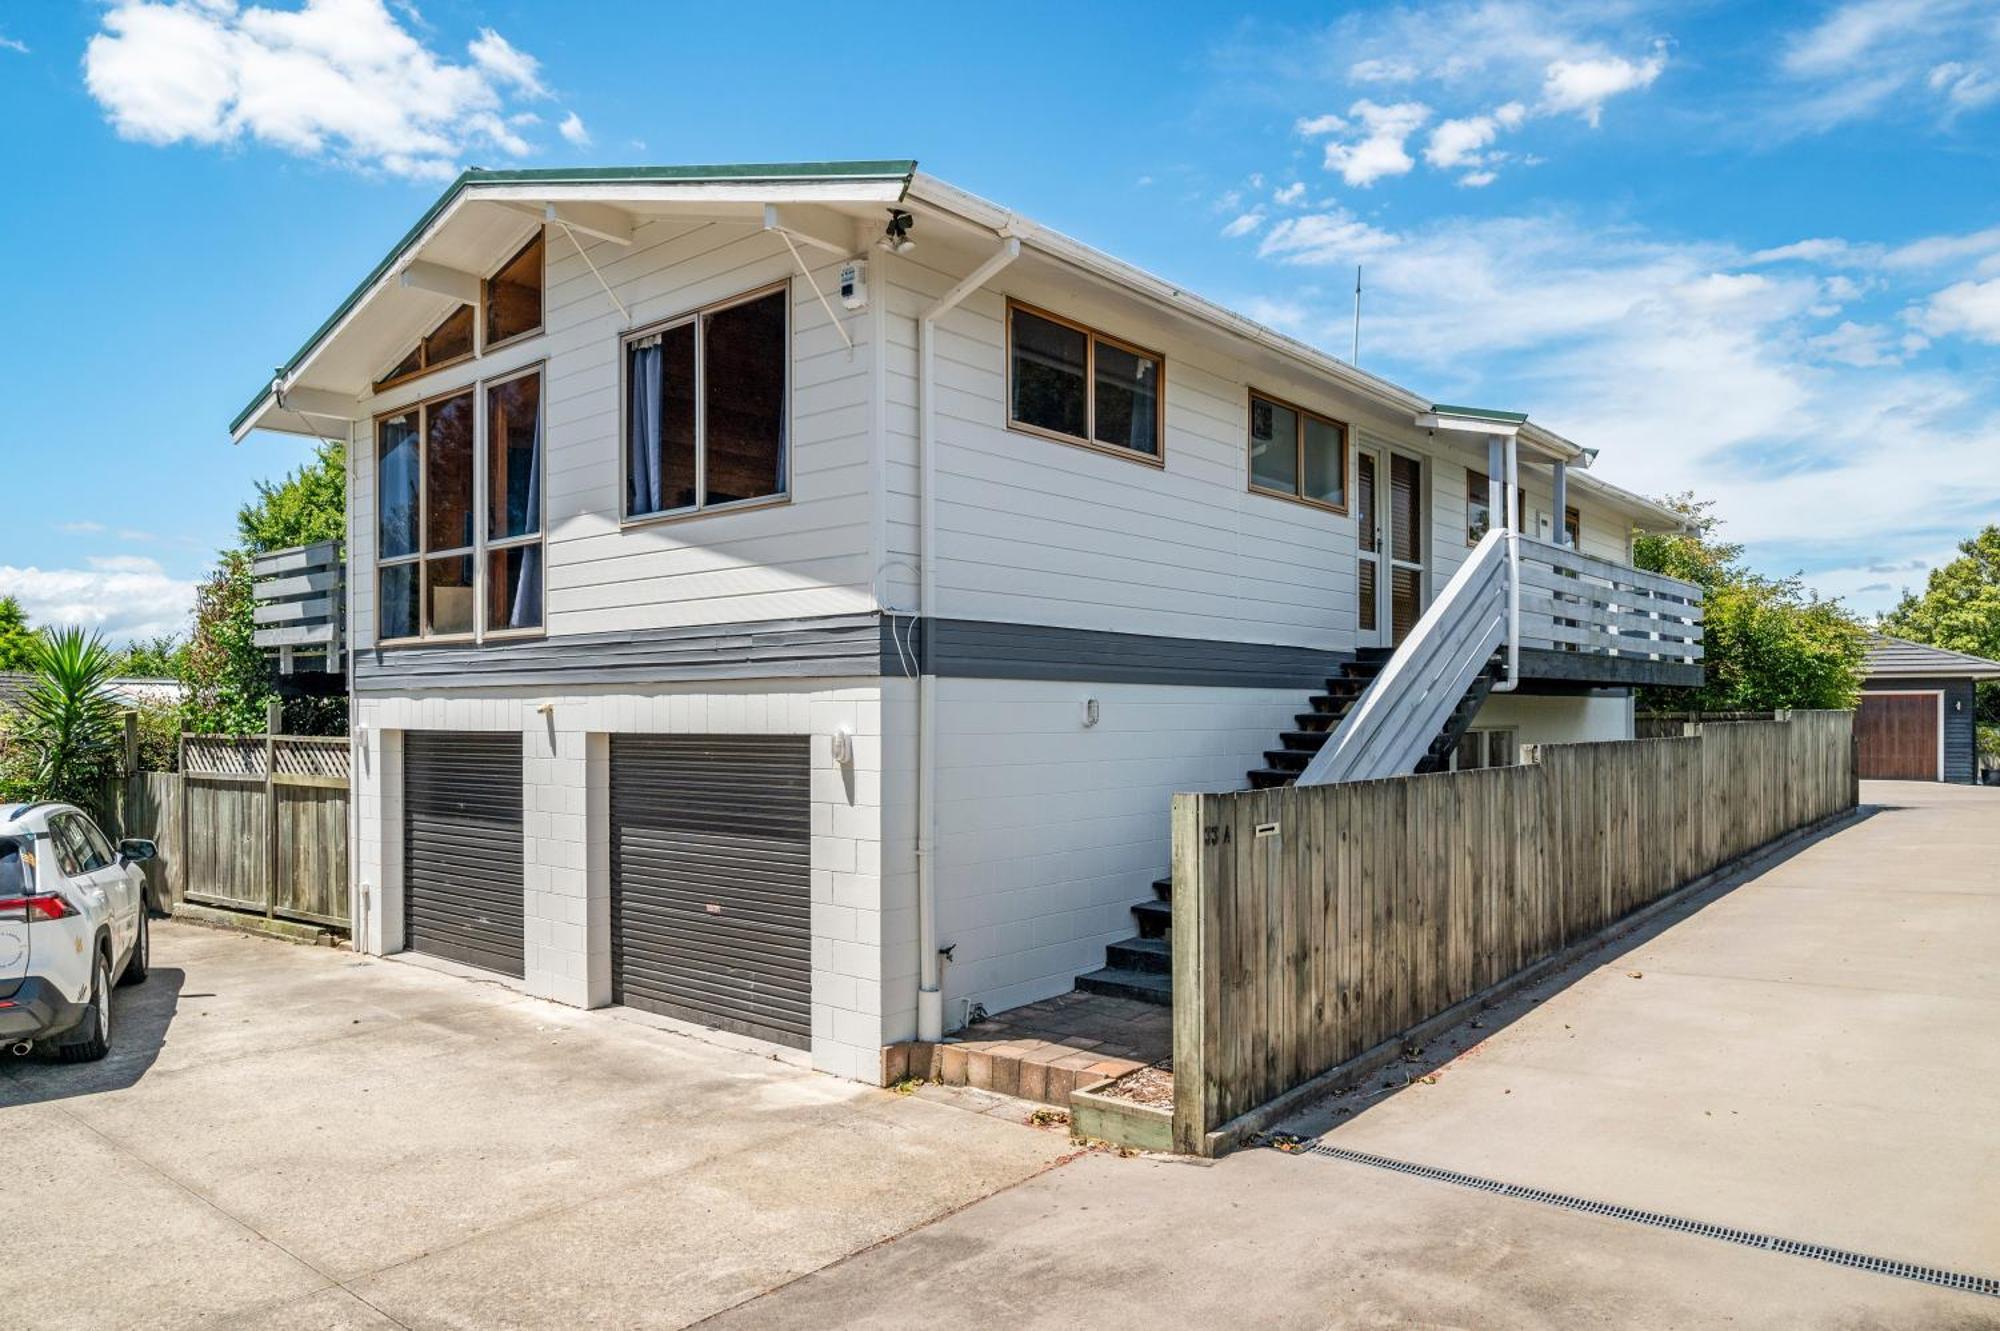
[{"left": 1352, "top": 264, "right": 1362, "bottom": 365}]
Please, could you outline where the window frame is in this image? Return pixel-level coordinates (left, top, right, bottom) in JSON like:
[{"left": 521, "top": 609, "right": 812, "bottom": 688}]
[
  {"left": 1465, "top": 468, "right": 1526, "bottom": 547},
  {"left": 1004, "top": 298, "right": 1166, "bottom": 467},
  {"left": 1564, "top": 505, "right": 1581, "bottom": 549},
  {"left": 372, "top": 361, "right": 547, "bottom": 648},
  {"left": 1245, "top": 388, "right": 1350, "bottom": 514},
  {"left": 480, "top": 362, "right": 549, "bottom": 642},
  {"left": 618, "top": 279, "right": 794, "bottom": 529},
  {"left": 372, "top": 226, "right": 547, "bottom": 396},
  {"left": 483, "top": 231, "right": 547, "bottom": 355}
]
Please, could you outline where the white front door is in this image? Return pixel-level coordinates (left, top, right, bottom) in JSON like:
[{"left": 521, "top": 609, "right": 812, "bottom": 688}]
[{"left": 1356, "top": 445, "right": 1426, "bottom": 647}]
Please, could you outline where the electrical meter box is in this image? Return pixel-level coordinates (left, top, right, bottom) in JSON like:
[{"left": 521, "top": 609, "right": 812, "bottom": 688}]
[{"left": 839, "top": 260, "right": 868, "bottom": 310}]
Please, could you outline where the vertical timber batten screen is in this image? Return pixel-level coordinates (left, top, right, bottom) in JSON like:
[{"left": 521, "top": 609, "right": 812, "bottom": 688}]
[{"left": 1170, "top": 711, "right": 1856, "bottom": 1154}]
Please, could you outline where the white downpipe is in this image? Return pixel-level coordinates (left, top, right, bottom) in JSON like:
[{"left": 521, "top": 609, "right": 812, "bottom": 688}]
[
  {"left": 1492, "top": 432, "right": 1522, "bottom": 693},
  {"left": 915, "top": 235, "right": 1020, "bottom": 1041}
]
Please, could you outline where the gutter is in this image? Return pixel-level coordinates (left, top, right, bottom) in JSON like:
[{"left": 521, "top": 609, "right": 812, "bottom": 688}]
[{"left": 914, "top": 232, "right": 1021, "bottom": 1042}]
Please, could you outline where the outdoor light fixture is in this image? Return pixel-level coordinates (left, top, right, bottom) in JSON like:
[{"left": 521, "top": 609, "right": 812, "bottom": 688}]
[{"left": 880, "top": 209, "right": 916, "bottom": 254}]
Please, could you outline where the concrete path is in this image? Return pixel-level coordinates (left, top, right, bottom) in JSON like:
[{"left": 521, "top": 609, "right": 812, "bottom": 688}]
[
  {"left": 0, "top": 922, "right": 1072, "bottom": 1330},
  {"left": 716, "top": 782, "right": 2000, "bottom": 1328}
]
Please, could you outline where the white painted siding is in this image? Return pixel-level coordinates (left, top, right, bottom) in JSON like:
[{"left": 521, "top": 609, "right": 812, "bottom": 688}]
[
  {"left": 923, "top": 678, "right": 1302, "bottom": 1016},
  {"left": 347, "top": 219, "right": 876, "bottom": 650},
  {"left": 1472, "top": 692, "right": 1635, "bottom": 747},
  {"left": 876, "top": 248, "right": 1645, "bottom": 650}
]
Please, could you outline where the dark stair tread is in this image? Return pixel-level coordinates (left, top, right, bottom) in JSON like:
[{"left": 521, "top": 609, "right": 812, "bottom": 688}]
[
  {"left": 1247, "top": 768, "right": 1297, "bottom": 789},
  {"left": 1280, "top": 730, "right": 1331, "bottom": 750},
  {"left": 1105, "top": 935, "right": 1172, "bottom": 974},
  {"left": 1074, "top": 966, "right": 1172, "bottom": 1005},
  {"left": 1150, "top": 876, "right": 1173, "bottom": 900},
  {"left": 1133, "top": 898, "right": 1173, "bottom": 938}
]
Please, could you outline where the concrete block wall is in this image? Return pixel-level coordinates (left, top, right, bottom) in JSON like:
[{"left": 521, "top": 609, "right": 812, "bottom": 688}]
[{"left": 350, "top": 679, "right": 888, "bottom": 1081}]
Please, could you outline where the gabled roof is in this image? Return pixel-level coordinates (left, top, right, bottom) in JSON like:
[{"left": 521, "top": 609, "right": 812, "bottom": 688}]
[
  {"left": 228, "top": 158, "right": 1687, "bottom": 531},
  {"left": 1864, "top": 635, "right": 2000, "bottom": 680},
  {"left": 229, "top": 160, "right": 917, "bottom": 435}
]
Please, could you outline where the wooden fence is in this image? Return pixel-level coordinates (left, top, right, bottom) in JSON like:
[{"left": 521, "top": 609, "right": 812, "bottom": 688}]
[
  {"left": 101, "top": 735, "right": 350, "bottom": 930},
  {"left": 1169, "top": 710, "right": 1856, "bottom": 1154}
]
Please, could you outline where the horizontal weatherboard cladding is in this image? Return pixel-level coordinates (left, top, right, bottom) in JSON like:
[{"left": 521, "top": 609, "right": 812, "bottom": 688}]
[{"left": 1862, "top": 676, "right": 1979, "bottom": 783}]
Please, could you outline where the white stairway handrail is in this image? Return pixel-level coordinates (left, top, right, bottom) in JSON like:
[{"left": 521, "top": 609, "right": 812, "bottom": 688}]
[{"left": 1297, "top": 529, "right": 1513, "bottom": 786}]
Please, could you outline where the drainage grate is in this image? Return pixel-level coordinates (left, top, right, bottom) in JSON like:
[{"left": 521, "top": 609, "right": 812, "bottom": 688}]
[{"left": 1283, "top": 1141, "right": 2000, "bottom": 1299}]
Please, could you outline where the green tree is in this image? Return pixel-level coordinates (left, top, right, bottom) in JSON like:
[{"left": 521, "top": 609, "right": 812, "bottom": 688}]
[
  {"left": 119, "top": 632, "right": 188, "bottom": 678},
  {"left": 179, "top": 552, "right": 275, "bottom": 736},
  {"left": 1880, "top": 524, "right": 2000, "bottom": 726},
  {"left": 1634, "top": 494, "right": 1868, "bottom": 712},
  {"left": 0, "top": 596, "right": 35, "bottom": 672},
  {"left": 237, "top": 440, "right": 345, "bottom": 553},
  {"left": 13, "top": 627, "right": 125, "bottom": 815}
]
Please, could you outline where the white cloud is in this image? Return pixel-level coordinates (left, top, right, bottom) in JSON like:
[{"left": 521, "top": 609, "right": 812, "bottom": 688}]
[
  {"left": 1318, "top": 99, "right": 1431, "bottom": 187},
  {"left": 1256, "top": 210, "right": 1401, "bottom": 266},
  {"left": 1776, "top": 0, "right": 2000, "bottom": 129},
  {"left": 0, "top": 33, "right": 27, "bottom": 55},
  {"left": 1220, "top": 212, "right": 1266, "bottom": 239},
  {"left": 1459, "top": 170, "right": 1498, "bottom": 188},
  {"left": 1808, "top": 321, "right": 1904, "bottom": 367},
  {"left": 83, "top": 0, "right": 556, "bottom": 180},
  {"left": 55, "top": 521, "right": 107, "bottom": 536},
  {"left": 1295, "top": 112, "right": 1347, "bottom": 136},
  {"left": 1539, "top": 48, "right": 1666, "bottom": 126},
  {"left": 0, "top": 557, "right": 196, "bottom": 645},
  {"left": 557, "top": 110, "right": 589, "bottom": 147},
  {"left": 1273, "top": 181, "right": 1307, "bottom": 206},
  {"left": 466, "top": 27, "right": 544, "bottom": 96},
  {"left": 1914, "top": 277, "right": 2000, "bottom": 342}
]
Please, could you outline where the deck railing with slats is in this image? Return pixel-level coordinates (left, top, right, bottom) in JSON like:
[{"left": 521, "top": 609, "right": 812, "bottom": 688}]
[{"left": 1516, "top": 535, "right": 1704, "bottom": 664}]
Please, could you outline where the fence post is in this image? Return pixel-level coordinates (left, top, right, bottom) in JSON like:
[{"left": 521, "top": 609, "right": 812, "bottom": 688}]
[
  {"left": 121, "top": 711, "right": 139, "bottom": 778},
  {"left": 264, "top": 730, "right": 279, "bottom": 920},
  {"left": 1170, "top": 791, "right": 1207, "bottom": 1156}
]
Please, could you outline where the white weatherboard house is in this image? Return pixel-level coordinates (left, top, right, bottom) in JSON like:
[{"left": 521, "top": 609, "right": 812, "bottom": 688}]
[{"left": 232, "top": 161, "right": 1703, "bottom": 1082}]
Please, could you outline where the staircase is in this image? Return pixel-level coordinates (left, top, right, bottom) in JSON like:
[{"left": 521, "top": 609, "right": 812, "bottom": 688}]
[{"left": 1075, "top": 647, "right": 1502, "bottom": 1005}]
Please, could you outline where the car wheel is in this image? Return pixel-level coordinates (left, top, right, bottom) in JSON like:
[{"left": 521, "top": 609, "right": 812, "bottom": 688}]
[
  {"left": 55, "top": 951, "right": 112, "bottom": 1063},
  {"left": 119, "top": 909, "right": 149, "bottom": 986}
]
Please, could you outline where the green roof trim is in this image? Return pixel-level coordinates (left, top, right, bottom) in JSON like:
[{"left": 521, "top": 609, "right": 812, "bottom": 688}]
[
  {"left": 1428, "top": 403, "right": 1530, "bottom": 424},
  {"left": 230, "top": 160, "right": 918, "bottom": 435}
]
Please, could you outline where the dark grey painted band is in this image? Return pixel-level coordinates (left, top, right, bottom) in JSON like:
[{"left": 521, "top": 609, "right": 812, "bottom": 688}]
[
  {"left": 893, "top": 617, "right": 1349, "bottom": 689},
  {"left": 355, "top": 611, "right": 1701, "bottom": 695},
  {"left": 354, "top": 613, "right": 884, "bottom": 691}
]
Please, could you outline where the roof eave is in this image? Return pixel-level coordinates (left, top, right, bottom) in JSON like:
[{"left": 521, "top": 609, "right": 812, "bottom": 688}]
[{"left": 230, "top": 160, "right": 917, "bottom": 437}]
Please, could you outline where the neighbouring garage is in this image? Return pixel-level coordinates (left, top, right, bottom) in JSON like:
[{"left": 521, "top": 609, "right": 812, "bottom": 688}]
[
  {"left": 610, "top": 734, "right": 812, "bottom": 1049},
  {"left": 402, "top": 731, "right": 525, "bottom": 975},
  {"left": 1859, "top": 637, "right": 2000, "bottom": 785}
]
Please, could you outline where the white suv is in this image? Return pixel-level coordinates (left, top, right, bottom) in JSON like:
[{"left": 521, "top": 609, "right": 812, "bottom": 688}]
[{"left": 0, "top": 802, "right": 152, "bottom": 1062}]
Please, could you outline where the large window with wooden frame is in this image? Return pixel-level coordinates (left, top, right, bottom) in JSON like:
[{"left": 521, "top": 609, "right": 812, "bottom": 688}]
[
  {"left": 1249, "top": 391, "right": 1347, "bottom": 510},
  {"left": 376, "top": 366, "right": 544, "bottom": 644},
  {"left": 373, "top": 229, "right": 546, "bottom": 394},
  {"left": 624, "top": 284, "right": 789, "bottom": 521},
  {"left": 1006, "top": 301, "right": 1163, "bottom": 461}
]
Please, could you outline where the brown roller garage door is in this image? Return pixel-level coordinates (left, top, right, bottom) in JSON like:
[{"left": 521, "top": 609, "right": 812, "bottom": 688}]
[
  {"left": 403, "top": 731, "right": 525, "bottom": 975},
  {"left": 1856, "top": 693, "right": 1940, "bottom": 781},
  {"left": 610, "top": 734, "right": 811, "bottom": 1049}
]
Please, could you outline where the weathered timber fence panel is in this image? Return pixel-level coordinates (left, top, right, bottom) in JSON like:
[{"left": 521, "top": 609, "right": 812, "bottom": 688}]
[
  {"left": 102, "top": 771, "right": 184, "bottom": 907},
  {"left": 159, "top": 735, "right": 352, "bottom": 930},
  {"left": 1171, "top": 710, "right": 1856, "bottom": 1154}
]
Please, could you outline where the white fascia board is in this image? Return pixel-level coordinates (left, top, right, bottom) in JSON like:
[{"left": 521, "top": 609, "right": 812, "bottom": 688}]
[
  {"left": 1417, "top": 411, "right": 1521, "bottom": 438},
  {"left": 469, "top": 180, "right": 909, "bottom": 206}
]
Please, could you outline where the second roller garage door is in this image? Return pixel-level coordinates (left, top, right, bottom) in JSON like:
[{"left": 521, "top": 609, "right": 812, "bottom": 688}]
[
  {"left": 403, "top": 731, "right": 525, "bottom": 977},
  {"left": 610, "top": 735, "right": 811, "bottom": 1049}
]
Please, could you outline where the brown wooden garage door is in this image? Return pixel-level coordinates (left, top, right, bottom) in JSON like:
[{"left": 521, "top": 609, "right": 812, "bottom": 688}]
[{"left": 1856, "top": 693, "right": 1939, "bottom": 781}]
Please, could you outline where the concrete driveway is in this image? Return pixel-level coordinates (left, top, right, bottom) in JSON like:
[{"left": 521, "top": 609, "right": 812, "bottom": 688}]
[
  {"left": 0, "top": 922, "right": 1071, "bottom": 1330},
  {"left": 715, "top": 781, "right": 2000, "bottom": 1328}
]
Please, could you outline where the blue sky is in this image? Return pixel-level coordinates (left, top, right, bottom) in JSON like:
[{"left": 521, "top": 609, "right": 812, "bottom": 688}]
[{"left": 1, "top": 0, "right": 1997, "bottom": 642}]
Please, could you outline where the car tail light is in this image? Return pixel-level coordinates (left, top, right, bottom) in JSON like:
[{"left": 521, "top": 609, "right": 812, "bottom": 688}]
[{"left": 0, "top": 894, "right": 76, "bottom": 922}]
